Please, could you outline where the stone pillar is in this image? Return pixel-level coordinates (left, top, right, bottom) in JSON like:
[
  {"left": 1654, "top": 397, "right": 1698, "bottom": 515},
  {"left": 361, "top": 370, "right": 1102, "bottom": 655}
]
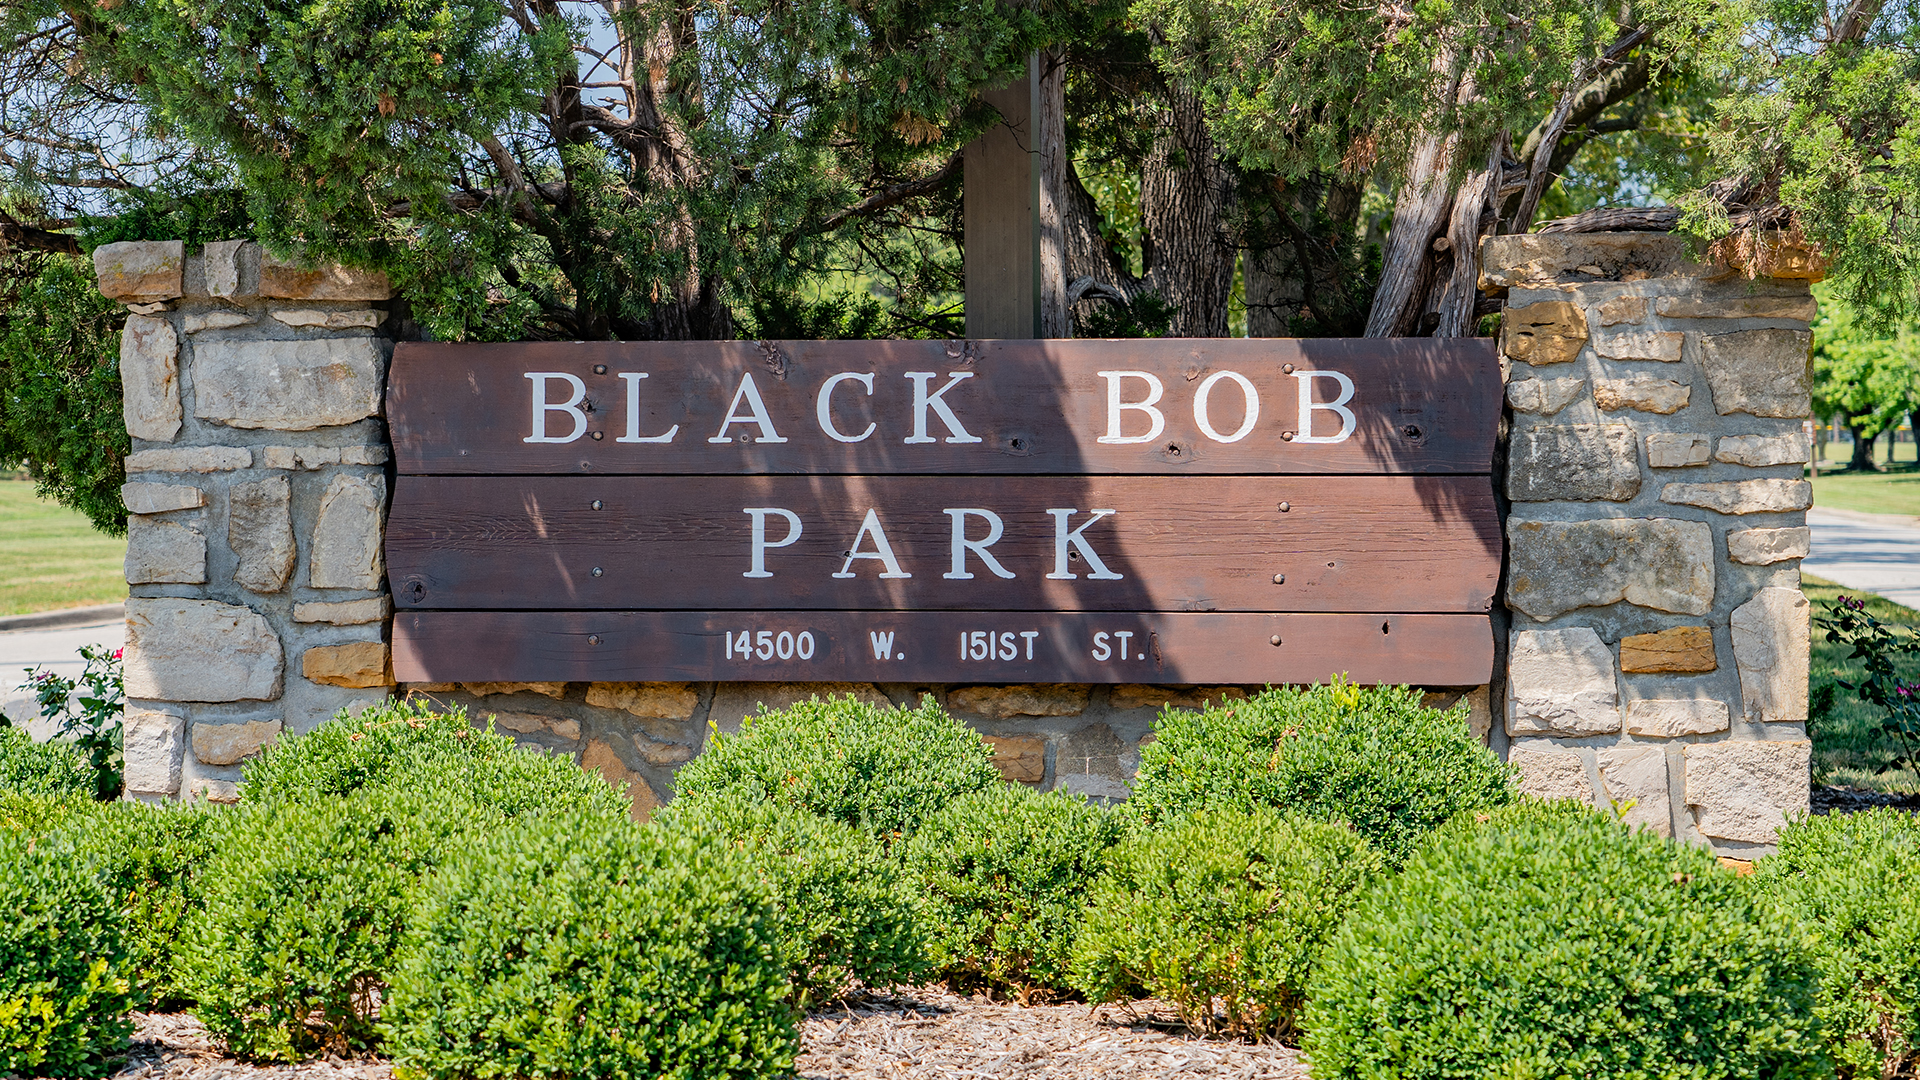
[
  {"left": 96, "top": 240, "right": 396, "bottom": 802},
  {"left": 1482, "top": 231, "right": 1818, "bottom": 856},
  {"left": 964, "top": 61, "right": 1041, "bottom": 339}
]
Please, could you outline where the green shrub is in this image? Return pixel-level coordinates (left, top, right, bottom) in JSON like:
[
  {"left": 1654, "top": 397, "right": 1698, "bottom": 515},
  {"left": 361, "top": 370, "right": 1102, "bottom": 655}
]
[
  {"left": 63, "top": 801, "right": 218, "bottom": 1009},
  {"left": 1071, "top": 807, "right": 1379, "bottom": 1039},
  {"left": 1127, "top": 680, "right": 1514, "bottom": 863},
  {"left": 176, "top": 789, "right": 474, "bottom": 1060},
  {"left": 659, "top": 788, "right": 931, "bottom": 1008},
  {"left": 674, "top": 693, "right": 999, "bottom": 844},
  {"left": 906, "top": 785, "right": 1121, "bottom": 997},
  {"left": 241, "top": 697, "right": 628, "bottom": 820},
  {"left": 1754, "top": 808, "right": 1920, "bottom": 1078},
  {"left": 0, "top": 725, "right": 96, "bottom": 797},
  {"left": 0, "top": 830, "right": 134, "bottom": 1077},
  {"left": 1305, "top": 801, "right": 1829, "bottom": 1080},
  {"left": 386, "top": 812, "right": 795, "bottom": 1080},
  {"left": 0, "top": 790, "right": 97, "bottom": 839}
]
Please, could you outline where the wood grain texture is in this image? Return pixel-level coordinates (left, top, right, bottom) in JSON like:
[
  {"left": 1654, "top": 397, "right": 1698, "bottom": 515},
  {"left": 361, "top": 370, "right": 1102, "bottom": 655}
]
[
  {"left": 387, "top": 475, "right": 1501, "bottom": 613},
  {"left": 391, "top": 610, "right": 1495, "bottom": 686},
  {"left": 387, "top": 338, "right": 1499, "bottom": 476}
]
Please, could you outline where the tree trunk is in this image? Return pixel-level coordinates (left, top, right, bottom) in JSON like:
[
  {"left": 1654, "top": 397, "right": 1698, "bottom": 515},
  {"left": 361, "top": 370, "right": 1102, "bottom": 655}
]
[
  {"left": 1365, "top": 130, "right": 1456, "bottom": 337},
  {"left": 1036, "top": 48, "right": 1071, "bottom": 338},
  {"left": 1848, "top": 421, "right": 1879, "bottom": 471},
  {"left": 1138, "top": 86, "right": 1239, "bottom": 337}
]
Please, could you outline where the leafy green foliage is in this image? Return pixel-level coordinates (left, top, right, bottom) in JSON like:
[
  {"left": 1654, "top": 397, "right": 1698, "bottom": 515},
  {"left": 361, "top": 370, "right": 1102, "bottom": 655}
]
[
  {"left": 1812, "top": 284, "right": 1918, "bottom": 455},
  {"left": 1817, "top": 592, "right": 1920, "bottom": 775},
  {"left": 0, "top": 724, "right": 95, "bottom": 798},
  {"left": 656, "top": 788, "right": 932, "bottom": 1008},
  {"left": 1754, "top": 808, "right": 1920, "bottom": 1079},
  {"left": 0, "top": 830, "right": 134, "bottom": 1078},
  {"left": 0, "top": 790, "right": 97, "bottom": 840},
  {"left": 904, "top": 784, "right": 1121, "bottom": 997},
  {"left": 62, "top": 801, "right": 217, "bottom": 1010},
  {"left": 1126, "top": 681, "right": 1515, "bottom": 864},
  {"left": 673, "top": 693, "right": 1000, "bottom": 845},
  {"left": 1071, "top": 808, "right": 1379, "bottom": 1040},
  {"left": 20, "top": 643, "right": 124, "bottom": 800},
  {"left": 1305, "top": 802, "right": 1830, "bottom": 1080},
  {"left": 385, "top": 812, "right": 795, "bottom": 1080}
]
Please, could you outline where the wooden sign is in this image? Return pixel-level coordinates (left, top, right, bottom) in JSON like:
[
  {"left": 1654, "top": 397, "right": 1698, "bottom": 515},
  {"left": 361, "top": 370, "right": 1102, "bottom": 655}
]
[{"left": 386, "top": 338, "right": 1502, "bottom": 686}]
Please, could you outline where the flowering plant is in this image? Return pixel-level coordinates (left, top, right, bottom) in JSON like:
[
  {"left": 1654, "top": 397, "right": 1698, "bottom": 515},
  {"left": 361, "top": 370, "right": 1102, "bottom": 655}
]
[
  {"left": 1816, "top": 596, "right": 1920, "bottom": 776},
  {"left": 16, "top": 643, "right": 125, "bottom": 799}
]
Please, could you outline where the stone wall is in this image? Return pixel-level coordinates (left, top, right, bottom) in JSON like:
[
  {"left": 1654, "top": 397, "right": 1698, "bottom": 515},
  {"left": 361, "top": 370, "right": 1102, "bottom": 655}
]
[{"left": 1483, "top": 232, "right": 1816, "bottom": 857}]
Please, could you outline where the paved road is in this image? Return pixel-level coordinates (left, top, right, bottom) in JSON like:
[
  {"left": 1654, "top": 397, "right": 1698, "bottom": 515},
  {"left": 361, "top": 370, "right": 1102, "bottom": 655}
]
[
  {"left": 0, "top": 615, "right": 124, "bottom": 734},
  {"left": 1804, "top": 507, "right": 1920, "bottom": 610}
]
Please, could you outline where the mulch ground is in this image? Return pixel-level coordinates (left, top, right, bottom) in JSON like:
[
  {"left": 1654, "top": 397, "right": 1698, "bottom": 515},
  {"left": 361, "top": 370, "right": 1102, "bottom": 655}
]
[
  {"left": 1812, "top": 784, "right": 1920, "bottom": 815},
  {"left": 106, "top": 988, "right": 1309, "bottom": 1080}
]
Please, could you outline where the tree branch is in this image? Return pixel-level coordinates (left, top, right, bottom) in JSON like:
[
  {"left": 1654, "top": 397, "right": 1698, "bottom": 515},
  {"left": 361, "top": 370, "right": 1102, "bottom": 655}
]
[
  {"left": 0, "top": 222, "right": 81, "bottom": 255},
  {"left": 819, "top": 150, "right": 962, "bottom": 232}
]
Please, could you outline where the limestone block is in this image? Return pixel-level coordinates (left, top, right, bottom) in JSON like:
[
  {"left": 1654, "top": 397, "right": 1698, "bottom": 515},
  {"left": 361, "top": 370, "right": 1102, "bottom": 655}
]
[
  {"left": 1594, "top": 377, "right": 1690, "bottom": 414},
  {"left": 94, "top": 240, "right": 184, "bottom": 302},
  {"left": 463, "top": 681, "right": 568, "bottom": 700},
  {"left": 633, "top": 730, "right": 698, "bottom": 766},
  {"left": 1684, "top": 740, "right": 1812, "bottom": 844},
  {"left": 1619, "top": 626, "right": 1716, "bottom": 673},
  {"left": 126, "top": 517, "right": 206, "bottom": 584},
  {"left": 121, "top": 315, "right": 181, "bottom": 442},
  {"left": 229, "top": 475, "right": 295, "bottom": 593},
  {"left": 126, "top": 303, "right": 170, "bottom": 316},
  {"left": 1646, "top": 433, "right": 1711, "bottom": 468},
  {"left": 1595, "top": 295, "right": 1647, "bottom": 326},
  {"left": 1594, "top": 330, "right": 1683, "bottom": 362},
  {"left": 192, "top": 338, "right": 383, "bottom": 430},
  {"left": 983, "top": 735, "right": 1046, "bottom": 783},
  {"left": 1507, "top": 628, "right": 1621, "bottom": 736},
  {"left": 1502, "top": 301, "right": 1589, "bottom": 365},
  {"left": 1656, "top": 294, "right": 1818, "bottom": 321},
  {"left": 488, "top": 711, "right": 582, "bottom": 742},
  {"left": 122, "top": 707, "right": 186, "bottom": 795},
  {"left": 125, "top": 446, "right": 251, "bottom": 473},
  {"left": 949, "top": 684, "right": 1091, "bottom": 719},
  {"left": 183, "top": 311, "right": 255, "bottom": 333},
  {"left": 189, "top": 778, "right": 241, "bottom": 804},
  {"left": 1056, "top": 724, "right": 1128, "bottom": 800},
  {"left": 126, "top": 598, "right": 283, "bottom": 702},
  {"left": 1660, "top": 479, "right": 1812, "bottom": 515},
  {"left": 270, "top": 308, "right": 388, "bottom": 330},
  {"left": 1732, "top": 588, "right": 1810, "bottom": 725},
  {"left": 1108, "top": 685, "right": 1247, "bottom": 711},
  {"left": 302, "top": 642, "right": 392, "bottom": 688},
  {"left": 1480, "top": 234, "right": 1699, "bottom": 292},
  {"left": 1697, "top": 329, "right": 1813, "bottom": 418},
  {"left": 721, "top": 682, "right": 891, "bottom": 726},
  {"left": 1715, "top": 434, "right": 1810, "bottom": 467},
  {"left": 191, "top": 719, "right": 282, "bottom": 766},
  {"left": 309, "top": 474, "right": 386, "bottom": 590},
  {"left": 1507, "top": 424, "right": 1639, "bottom": 502},
  {"left": 258, "top": 251, "right": 392, "bottom": 301},
  {"left": 259, "top": 445, "right": 389, "bottom": 470},
  {"left": 1507, "top": 518, "right": 1714, "bottom": 620},
  {"left": 1505, "top": 378, "right": 1587, "bottom": 416},
  {"left": 293, "top": 597, "right": 391, "bottom": 624},
  {"left": 1728, "top": 526, "right": 1811, "bottom": 566},
  {"left": 1510, "top": 746, "right": 1594, "bottom": 804},
  {"left": 1627, "top": 699, "right": 1730, "bottom": 737},
  {"left": 121, "top": 482, "right": 204, "bottom": 515},
  {"left": 1597, "top": 746, "right": 1671, "bottom": 835},
  {"left": 584, "top": 681, "right": 697, "bottom": 718},
  {"left": 203, "top": 240, "right": 248, "bottom": 299},
  {"left": 580, "top": 738, "right": 659, "bottom": 822}
]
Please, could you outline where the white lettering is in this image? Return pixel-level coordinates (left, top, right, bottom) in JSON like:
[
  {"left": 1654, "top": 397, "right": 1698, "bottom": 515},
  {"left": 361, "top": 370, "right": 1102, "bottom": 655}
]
[
  {"left": 1020, "top": 630, "right": 1039, "bottom": 659},
  {"left": 816, "top": 372, "right": 877, "bottom": 443},
  {"left": 1046, "top": 508, "right": 1124, "bottom": 580},
  {"left": 523, "top": 373, "right": 588, "bottom": 443},
  {"left": 1096, "top": 371, "right": 1166, "bottom": 444},
  {"left": 969, "top": 631, "right": 990, "bottom": 660},
  {"left": 832, "top": 508, "right": 912, "bottom": 579},
  {"left": 942, "top": 508, "right": 1016, "bottom": 580},
  {"left": 1193, "top": 370, "right": 1259, "bottom": 443},
  {"left": 1293, "top": 370, "right": 1357, "bottom": 444},
  {"left": 870, "top": 630, "right": 896, "bottom": 660},
  {"left": 616, "top": 373, "right": 680, "bottom": 443},
  {"left": 742, "top": 508, "right": 803, "bottom": 578},
  {"left": 709, "top": 372, "right": 788, "bottom": 443},
  {"left": 1092, "top": 632, "right": 1111, "bottom": 661},
  {"left": 1115, "top": 630, "right": 1134, "bottom": 660},
  {"left": 903, "top": 372, "right": 982, "bottom": 444}
]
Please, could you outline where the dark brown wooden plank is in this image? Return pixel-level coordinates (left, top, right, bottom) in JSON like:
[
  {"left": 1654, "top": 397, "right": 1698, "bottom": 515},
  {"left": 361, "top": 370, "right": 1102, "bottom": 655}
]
[
  {"left": 392, "top": 610, "right": 1494, "bottom": 686},
  {"left": 386, "top": 338, "right": 1499, "bottom": 476},
  {"left": 386, "top": 475, "right": 1500, "bottom": 613}
]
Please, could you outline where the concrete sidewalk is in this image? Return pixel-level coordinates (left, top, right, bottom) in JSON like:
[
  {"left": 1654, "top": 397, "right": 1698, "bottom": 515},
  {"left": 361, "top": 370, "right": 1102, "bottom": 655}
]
[{"left": 1804, "top": 506, "right": 1920, "bottom": 609}]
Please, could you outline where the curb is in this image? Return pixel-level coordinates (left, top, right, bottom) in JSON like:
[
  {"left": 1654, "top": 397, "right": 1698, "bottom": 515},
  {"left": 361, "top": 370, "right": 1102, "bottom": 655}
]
[{"left": 0, "top": 604, "right": 125, "bottom": 634}]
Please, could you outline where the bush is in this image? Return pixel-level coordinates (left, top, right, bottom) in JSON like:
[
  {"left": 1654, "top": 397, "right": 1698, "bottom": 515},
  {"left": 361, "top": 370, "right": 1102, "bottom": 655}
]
[
  {"left": 0, "top": 725, "right": 96, "bottom": 797},
  {"left": 906, "top": 785, "right": 1121, "bottom": 997},
  {"left": 176, "top": 789, "right": 474, "bottom": 1060},
  {"left": 1127, "top": 680, "right": 1514, "bottom": 863},
  {"left": 1305, "top": 802, "right": 1829, "bottom": 1079},
  {"left": 0, "top": 830, "right": 135, "bottom": 1077},
  {"left": 674, "top": 693, "right": 999, "bottom": 844},
  {"left": 1071, "top": 807, "right": 1379, "bottom": 1039},
  {"left": 386, "top": 812, "right": 795, "bottom": 1080},
  {"left": 659, "top": 789, "right": 931, "bottom": 1008},
  {"left": 241, "top": 697, "right": 628, "bottom": 821},
  {"left": 1754, "top": 808, "right": 1920, "bottom": 1078},
  {"left": 63, "top": 801, "right": 218, "bottom": 1009},
  {"left": 0, "top": 790, "right": 97, "bottom": 839}
]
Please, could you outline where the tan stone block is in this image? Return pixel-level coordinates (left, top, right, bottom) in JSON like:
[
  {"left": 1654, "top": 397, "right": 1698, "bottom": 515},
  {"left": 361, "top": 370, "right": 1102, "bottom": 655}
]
[
  {"left": 983, "top": 735, "right": 1046, "bottom": 783},
  {"left": 1594, "top": 377, "right": 1690, "bottom": 414},
  {"left": 489, "top": 711, "right": 581, "bottom": 742},
  {"left": 1732, "top": 588, "right": 1810, "bottom": 725},
  {"left": 258, "top": 445, "right": 389, "bottom": 470},
  {"left": 1502, "top": 301, "right": 1589, "bottom": 365},
  {"left": 123, "top": 707, "right": 186, "bottom": 795},
  {"left": 230, "top": 475, "right": 295, "bottom": 593},
  {"left": 1505, "top": 378, "right": 1587, "bottom": 416},
  {"left": 309, "top": 474, "right": 386, "bottom": 590},
  {"left": 202, "top": 240, "right": 248, "bottom": 299},
  {"left": 1507, "top": 518, "right": 1714, "bottom": 620},
  {"left": 1620, "top": 626, "right": 1717, "bottom": 673},
  {"left": 121, "top": 314, "right": 182, "bottom": 442},
  {"left": 1660, "top": 479, "right": 1812, "bottom": 515},
  {"left": 125, "top": 446, "right": 251, "bottom": 473},
  {"left": 193, "top": 338, "right": 384, "bottom": 431},
  {"left": 463, "top": 681, "right": 568, "bottom": 700},
  {"left": 1684, "top": 740, "right": 1811, "bottom": 844},
  {"left": 1696, "top": 329, "right": 1813, "bottom": 418},
  {"left": 1507, "top": 424, "right": 1640, "bottom": 502},
  {"left": 1508, "top": 629, "right": 1620, "bottom": 736},
  {"left": 125, "top": 518, "right": 206, "bottom": 585},
  {"left": 948, "top": 684, "right": 1090, "bottom": 719},
  {"left": 183, "top": 311, "right": 255, "bottom": 333},
  {"left": 580, "top": 738, "right": 657, "bottom": 822},
  {"left": 1108, "top": 685, "right": 1247, "bottom": 711},
  {"left": 1626, "top": 699, "right": 1730, "bottom": 737},
  {"left": 126, "top": 598, "right": 283, "bottom": 702},
  {"left": 259, "top": 251, "right": 392, "bottom": 301},
  {"left": 1727, "top": 526, "right": 1810, "bottom": 566},
  {"left": 292, "top": 597, "right": 391, "bottom": 625},
  {"left": 191, "top": 719, "right": 282, "bottom": 766},
  {"left": 189, "top": 778, "right": 241, "bottom": 805},
  {"left": 1715, "top": 434, "right": 1810, "bottom": 467},
  {"left": 1511, "top": 746, "right": 1593, "bottom": 804},
  {"left": 94, "top": 240, "right": 184, "bottom": 302},
  {"left": 1594, "top": 330, "right": 1683, "bottom": 362},
  {"left": 408, "top": 683, "right": 457, "bottom": 693},
  {"left": 270, "top": 308, "right": 388, "bottom": 330},
  {"left": 1480, "top": 234, "right": 1702, "bottom": 292},
  {"left": 585, "top": 681, "right": 698, "bottom": 719},
  {"left": 1597, "top": 745, "right": 1671, "bottom": 836},
  {"left": 121, "top": 482, "right": 204, "bottom": 515},
  {"left": 1646, "top": 433, "right": 1711, "bottom": 468},
  {"left": 302, "top": 642, "right": 392, "bottom": 689},
  {"left": 1594, "top": 295, "right": 1648, "bottom": 326},
  {"left": 1656, "top": 294, "right": 1819, "bottom": 320}
]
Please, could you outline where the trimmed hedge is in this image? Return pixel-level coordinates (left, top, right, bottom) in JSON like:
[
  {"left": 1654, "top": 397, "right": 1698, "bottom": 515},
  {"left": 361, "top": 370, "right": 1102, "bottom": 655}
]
[
  {"left": 0, "top": 725, "right": 96, "bottom": 798},
  {"left": 906, "top": 785, "right": 1121, "bottom": 997},
  {"left": 673, "top": 693, "right": 999, "bottom": 844},
  {"left": 0, "top": 829, "right": 134, "bottom": 1077},
  {"left": 63, "top": 801, "right": 217, "bottom": 1009},
  {"left": 1305, "top": 802, "right": 1829, "bottom": 1079},
  {"left": 1127, "top": 680, "right": 1514, "bottom": 863},
  {"left": 1072, "top": 807, "right": 1379, "bottom": 1039},
  {"left": 386, "top": 812, "right": 795, "bottom": 1080},
  {"left": 1755, "top": 808, "right": 1920, "bottom": 1079},
  {"left": 0, "top": 790, "right": 97, "bottom": 839}
]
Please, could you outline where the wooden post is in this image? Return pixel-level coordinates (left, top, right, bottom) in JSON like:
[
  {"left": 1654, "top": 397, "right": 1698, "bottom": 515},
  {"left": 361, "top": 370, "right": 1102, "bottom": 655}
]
[{"left": 965, "top": 62, "right": 1041, "bottom": 339}]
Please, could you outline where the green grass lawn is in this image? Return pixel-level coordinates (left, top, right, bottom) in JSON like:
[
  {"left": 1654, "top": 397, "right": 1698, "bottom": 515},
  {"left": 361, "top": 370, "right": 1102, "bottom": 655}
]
[
  {"left": 1804, "top": 572, "right": 1920, "bottom": 793},
  {"left": 0, "top": 479, "right": 127, "bottom": 616},
  {"left": 1807, "top": 458, "right": 1920, "bottom": 517}
]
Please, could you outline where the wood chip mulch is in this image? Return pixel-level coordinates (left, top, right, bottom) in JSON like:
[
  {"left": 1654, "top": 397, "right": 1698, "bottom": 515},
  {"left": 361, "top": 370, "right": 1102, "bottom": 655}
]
[
  {"left": 1811, "top": 784, "right": 1920, "bottom": 815},
  {"left": 104, "top": 989, "right": 1310, "bottom": 1080}
]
